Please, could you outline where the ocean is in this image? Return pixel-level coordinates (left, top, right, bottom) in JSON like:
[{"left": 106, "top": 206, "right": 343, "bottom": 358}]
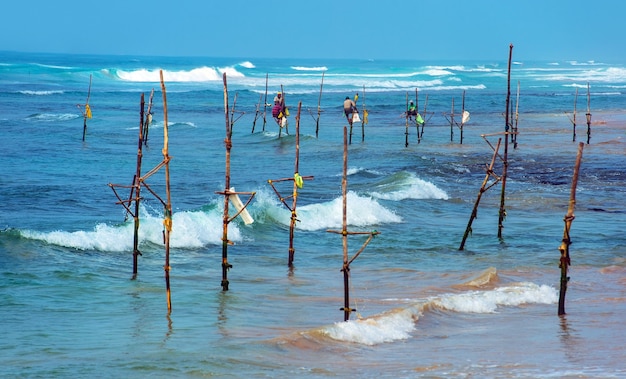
[{"left": 1, "top": 50, "right": 625, "bottom": 378}]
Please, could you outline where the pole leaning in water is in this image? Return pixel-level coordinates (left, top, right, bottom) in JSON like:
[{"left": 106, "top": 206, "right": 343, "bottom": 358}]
[{"left": 558, "top": 142, "right": 584, "bottom": 316}]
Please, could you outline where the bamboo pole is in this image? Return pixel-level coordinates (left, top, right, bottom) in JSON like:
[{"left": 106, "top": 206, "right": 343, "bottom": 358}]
[
  {"left": 108, "top": 93, "right": 146, "bottom": 277},
  {"left": 415, "top": 88, "right": 420, "bottom": 144},
  {"left": 221, "top": 72, "right": 233, "bottom": 291},
  {"left": 349, "top": 92, "right": 359, "bottom": 145},
  {"left": 215, "top": 73, "right": 256, "bottom": 291},
  {"left": 143, "top": 89, "right": 154, "bottom": 146},
  {"left": 513, "top": 81, "right": 520, "bottom": 148},
  {"left": 558, "top": 142, "right": 584, "bottom": 315},
  {"left": 566, "top": 88, "right": 579, "bottom": 143},
  {"left": 327, "top": 127, "right": 380, "bottom": 321},
  {"left": 420, "top": 94, "right": 433, "bottom": 140},
  {"left": 448, "top": 98, "right": 455, "bottom": 142},
  {"left": 251, "top": 93, "right": 263, "bottom": 133},
  {"left": 80, "top": 74, "right": 92, "bottom": 141},
  {"left": 160, "top": 70, "right": 173, "bottom": 314},
  {"left": 404, "top": 92, "right": 409, "bottom": 147},
  {"left": 460, "top": 91, "right": 466, "bottom": 144},
  {"left": 263, "top": 73, "right": 268, "bottom": 131},
  {"left": 132, "top": 94, "right": 145, "bottom": 276},
  {"left": 316, "top": 72, "right": 324, "bottom": 138},
  {"left": 360, "top": 85, "right": 367, "bottom": 142},
  {"left": 497, "top": 44, "right": 513, "bottom": 240},
  {"left": 585, "top": 83, "right": 592, "bottom": 144},
  {"left": 267, "top": 102, "right": 314, "bottom": 266},
  {"left": 459, "top": 138, "right": 502, "bottom": 250}
]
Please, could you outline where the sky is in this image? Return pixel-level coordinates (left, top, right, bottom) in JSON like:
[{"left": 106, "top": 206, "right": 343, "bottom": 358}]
[{"left": 2, "top": 0, "right": 624, "bottom": 62}]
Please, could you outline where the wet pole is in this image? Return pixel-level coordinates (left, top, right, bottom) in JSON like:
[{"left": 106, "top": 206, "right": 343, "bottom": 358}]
[
  {"left": 81, "top": 74, "right": 92, "bottom": 141},
  {"left": 327, "top": 127, "right": 380, "bottom": 321},
  {"left": 315, "top": 72, "right": 324, "bottom": 138},
  {"left": 107, "top": 93, "right": 146, "bottom": 278},
  {"left": 585, "top": 83, "right": 592, "bottom": 144},
  {"left": 160, "top": 70, "right": 173, "bottom": 313},
  {"left": 361, "top": 85, "right": 367, "bottom": 142},
  {"left": 497, "top": 44, "right": 513, "bottom": 240},
  {"left": 263, "top": 73, "right": 268, "bottom": 132},
  {"left": 513, "top": 81, "right": 520, "bottom": 148},
  {"left": 558, "top": 142, "right": 584, "bottom": 315},
  {"left": 221, "top": 72, "right": 233, "bottom": 291},
  {"left": 216, "top": 73, "right": 256, "bottom": 290},
  {"left": 567, "top": 88, "right": 578, "bottom": 143},
  {"left": 132, "top": 94, "right": 146, "bottom": 276},
  {"left": 267, "top": 102, "right": 314, "bottom": 266},
  {"left": 460, "top": 91, "right": 466, "bottom": 144},
  {"left": 459, "top": 138, "right": 502, "bottom": 250},
  {"left": 404, "top": 92, "right": 409, "bottom": 147},
  {"left": 415, "top": 88, "right": 420, "bottom": 144},
  {"left": 143, "top": 89, "right": 154, "bottom": 146}
]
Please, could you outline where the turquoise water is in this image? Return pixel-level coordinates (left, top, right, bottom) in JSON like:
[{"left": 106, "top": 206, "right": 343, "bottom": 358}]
[{"left": 1, "top": 51, "right": 625, "bottom": 378}]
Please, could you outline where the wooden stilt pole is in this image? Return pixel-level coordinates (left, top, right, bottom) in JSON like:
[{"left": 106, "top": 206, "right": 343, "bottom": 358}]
[
  {"left": 585, "top": 83, "right": 592, "bottom": 144},
  {"left": 558, "top": 142, "right": 584, "bottom": 315},
  {"left": 513, "top": 81, "right": 520, "bottom": 148},
  {"left": 567, "top": 88, "right": 578, "bottom": 143},
  {"left": 143, "top": 89, "right": 154, "bottom": 146},
  {"left": 415, "top": 88, "right": 420, "bottom": 144},
  {"left": 315, "top": 72, "right": 324, "bottom": 138},
  {"left": 252, "top": 93, "right": 263, "bottom": 133},
  {"left": 497, "top": 44, "right": 514, "bottom": 240},
  {"left": 267, "top": 102, "right": 314, "bottom": 266},
  {"left": 80, "top": 74, "right": 92, "bottom": 141},
  {"left": 459, "top": 138, "right": 502, "bottom": 250},
  {"left": 405, "top": 92, "right": 409, "bottom": 147},
  {"left": 131, "top": 94, "right": 145, "bottom": 276},
  {"left": 221, "top": 73, "right": 233, "bottom": 291},
  {"left": 263, "top": 73, "right": 268, "bottom": 132},
  {"left": 420, "top": 94, "right": 432, "bottom": 140},
  {"left": 108, "top": 93, "right": 147, "bottom": 278},
  {"left": 160, "top": 70, "right": 173, "bottom": 314},
  {"left": 460, "top": 91, "right": 466, "bottom": 144},
  {"left": 216, "top": 73, "right": 256, "bottom": 290},
  {"left": 448, "top": 98, "right": 455, "bottom": 142},
  {"left": 327, "top": 127, "right": 380, "bottom": 321},
  {"left": 361, "top": 85, "right": 367, "bottom": 142}
]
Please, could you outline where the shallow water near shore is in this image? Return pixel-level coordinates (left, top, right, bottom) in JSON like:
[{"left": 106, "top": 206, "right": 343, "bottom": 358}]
[{"left": 1, "top": 51, "right": 625, "bottom": 378}]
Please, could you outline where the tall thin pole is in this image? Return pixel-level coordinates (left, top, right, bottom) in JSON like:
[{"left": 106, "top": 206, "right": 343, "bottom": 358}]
[
  {"left": 81, "top": 74, "right": 92, "bottom": 141},
  {"left": 263, "top": 73, "right": 268, "bottom": 131},
  {"left": 404, "top": 92, "right": 409, "bottom": 147},
  {"left": 221, "top": 72, "right": 232, "bottom": 291},
  {"left": 585, "top": 83, "right": 592, "bottom": 144},
  {"left": 558, "top": 142, "right": 584, "bottom": 315},
  {"left": 340, "top": 127, "right": 350, "bottom": 320},
  {"left": 132, "top": 94, "right": 145, "bottom": 276},
  {"left": 498, "top": 44, "right": 513, "bottom": 239},
  {"left": 315, "top": 72, "right": 324, "bottom": 138},
  {"left": 160, "top": 70, "right": 173, "bottom": 314},
  {"left": 288, "top": 102, "right": 303, "bottom": 266}
]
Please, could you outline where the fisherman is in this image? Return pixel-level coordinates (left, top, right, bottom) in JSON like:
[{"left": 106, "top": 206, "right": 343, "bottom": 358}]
[
  {"left": 272, "top": 92, "right": 285, "bottom": 125},
  {"left": 407, "top": 100, "right": 417, "bottom": 120},
  {"left": 343, "top": 96, "right": 357, "bottom": 125}
]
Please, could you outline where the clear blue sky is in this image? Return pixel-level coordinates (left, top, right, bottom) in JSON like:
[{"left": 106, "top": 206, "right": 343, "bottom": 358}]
[{"left": 2, "top": 0, "right": 623, "bottom": 62}]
